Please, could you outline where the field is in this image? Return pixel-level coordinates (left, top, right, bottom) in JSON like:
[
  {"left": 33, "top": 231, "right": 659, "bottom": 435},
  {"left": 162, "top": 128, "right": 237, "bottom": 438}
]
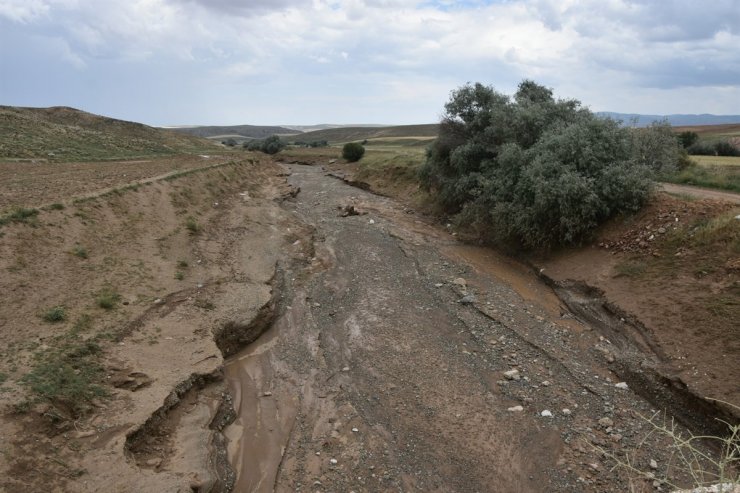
[{"left": 289, "top": 123, "right": 438, "bottom": 143}]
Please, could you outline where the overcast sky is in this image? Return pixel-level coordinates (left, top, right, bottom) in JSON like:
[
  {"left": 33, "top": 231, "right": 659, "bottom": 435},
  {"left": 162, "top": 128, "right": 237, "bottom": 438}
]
[{"left": 1, "top": 0, "right": 739, "bottom": 126}]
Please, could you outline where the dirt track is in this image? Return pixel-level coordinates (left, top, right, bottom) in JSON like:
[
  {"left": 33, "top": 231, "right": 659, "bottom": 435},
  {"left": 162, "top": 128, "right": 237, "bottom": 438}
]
[
  {"left": 660, "top": 182, "right": 740, "bottom": 203},
  {"left": 222, "top": 164, "right": 709, "bottom": 492}
]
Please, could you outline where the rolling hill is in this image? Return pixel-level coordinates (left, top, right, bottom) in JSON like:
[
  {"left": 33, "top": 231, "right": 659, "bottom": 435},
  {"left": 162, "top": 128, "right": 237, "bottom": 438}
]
[
  {"left": 0, "top": 106, "right": 217, "bottom": 161},
  {"left": 598, "top": 112, "right": 740, "bottom": 127},
  {"left": 170, "top": 124, "right": 299, "bottom": 140},
  {"left": 291, "top": 124, "right": 439, "bottom": 143}
]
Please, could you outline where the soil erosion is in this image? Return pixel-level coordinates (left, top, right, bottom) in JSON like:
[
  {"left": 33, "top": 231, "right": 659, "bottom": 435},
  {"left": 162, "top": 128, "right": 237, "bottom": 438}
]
[{"left": 221, "top": 163, "right": 718, "bottom": 492}]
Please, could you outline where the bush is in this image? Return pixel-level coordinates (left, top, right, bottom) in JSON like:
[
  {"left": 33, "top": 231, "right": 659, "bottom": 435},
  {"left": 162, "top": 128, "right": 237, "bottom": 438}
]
[
  {"left": 244, "top": 140, "right": 262, "bottom": 151},
  {"left": 677, "top": 131, "right": 699, "bottom": 148},
  {"left": 96, "top": 288, "right": 120, "bottom": 310},
  {"left": 342, "top": 142, "right": 365, "bottom": 162},
  {"left": 42, "top": 306, "right": 67, "bottom": 323},
  {"left": 714, "top": 140, "right": 740, "bottom": 157},
  {"left": 419, "top": 80, "right": 679, "bottom": 248},
  {"left": 687, "top": 142, "right": 716, "bottom": 155},
  {"left": 261, "top": 135, "right": 285, "bottom": 155}
]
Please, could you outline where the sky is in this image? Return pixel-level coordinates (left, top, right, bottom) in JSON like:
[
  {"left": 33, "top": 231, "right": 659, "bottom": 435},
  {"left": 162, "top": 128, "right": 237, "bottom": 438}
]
[{"left": 1, "top": 0, "right": 739, "bottom": 126}]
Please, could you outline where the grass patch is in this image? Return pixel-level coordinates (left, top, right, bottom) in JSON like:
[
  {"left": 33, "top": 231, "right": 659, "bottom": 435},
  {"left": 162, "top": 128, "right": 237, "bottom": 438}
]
[
  {"left": 613, "top": 259, "right": 648, "bottom": 278},
  {"left": 664, "top": 163, "right": 740, "bottom": 193},
  {"left": 0, "top": 207, "right": 39, "bottom": 227},
  {"left": 19, "top": 331, "right": 107, "bottom": 418},
  {"left": 185, "top": 216, "right": 200, "bottom": 234},
  {"left": 175, "top": 271, "right": 185, "bottom": 280},
  {"left": 177, "top": 259, "right": 189, "bottom": 268},
  {"left": 72, "top": 246, "right": 88, "bottom": 259},
  {"left": 96, "top": 288, "right": 121, "bottom": 310},
  {"left": 41, "top": 306, "right": 67, "bottom": 323},
  {"left": 47, "top": 203, "right": 65, "bottom": 211}
]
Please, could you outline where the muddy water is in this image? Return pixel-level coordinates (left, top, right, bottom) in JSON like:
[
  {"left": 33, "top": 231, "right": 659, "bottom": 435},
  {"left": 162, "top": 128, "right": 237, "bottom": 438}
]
[{"left": 220, "top": 164, "right": 677, "bottom": 492}]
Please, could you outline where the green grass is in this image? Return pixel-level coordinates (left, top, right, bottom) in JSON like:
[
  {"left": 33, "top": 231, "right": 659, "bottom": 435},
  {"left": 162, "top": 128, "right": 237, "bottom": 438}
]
[
  {"left": 19, "top": 330, "right": 107, "bottom": 418},
  {"left": 41, "top": 306, "right": 67, "bottom": 323},
  {"left": 691, "top": 155, "right": 740, "bottom": 167},
  {"left": 0, "top": 207, "right": 39, "bottom": 227},
  {"left": 72, "top": 246, "right": 88, "bottom": 259},
  {"left": 185, "top": 216, "right": 200, "bottom": 234},
  {"left": 289, "top": 124, "right": 438, "bottom": 144},
  {"left": 664, "top": 162, "right": 740, "bottom": 193},
  {"left": 47, "top": 203, "right": 65, "bottom": 210},
  {"left": 96, "top": 288, "right": 121, "bottom": 310},
  {"left": 613, "top": 259, "right": 648, "bottom": 278},
  {"left": 175, "top": 271, "right": 185, "bottom": 280}
]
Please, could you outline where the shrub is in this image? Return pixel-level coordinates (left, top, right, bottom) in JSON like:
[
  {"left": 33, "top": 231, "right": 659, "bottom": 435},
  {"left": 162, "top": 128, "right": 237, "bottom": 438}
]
[
  {"left": 72, "top": 246, "right": 88, "bottom": 259},
  {"left": 419, "top": 80, "right": 679, "bottom": 248},
  {"left": 261, "top": 135, "right": 285, "bottom": 155},
  {"left": 687, "top": 142, "right": 716, "bottom": 156},
  {"left": 42, "top": 306, "right": 67, "bottom": 323},
  {"left": 342, "top": 142, "right": 366, "bottom": 162},
  {"left": 677, "top": 131, "right": 699, "bottom": 148},
  {"left": 49, "top": 203, "right": 65, "bottom": 211},
  {"left": 222, "top": 138, "right": 237, "bottom": 147},
  {"left": 244, "top": 140, "right": 262, "bottom": 151},
  {"left": 0, "top": 207, "right": 39, "bottom": 227},
  {"left": 185, "top": 216, "right": 200, "bottom": 234},
  {"left": 96, "top": 289, "right": 120, "bottom": 310},
  {"left": 714, "top": 140, "right": 740, "bottom": 157}
]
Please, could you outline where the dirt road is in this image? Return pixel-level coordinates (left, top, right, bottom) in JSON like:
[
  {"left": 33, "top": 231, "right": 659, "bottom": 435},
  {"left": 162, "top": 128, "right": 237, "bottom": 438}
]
[
  {"left": 660, "top": 182, "right": 740, "bottom": 203},
  {"left": 222, "top": 164, "right": 700, "bottom": 492}
]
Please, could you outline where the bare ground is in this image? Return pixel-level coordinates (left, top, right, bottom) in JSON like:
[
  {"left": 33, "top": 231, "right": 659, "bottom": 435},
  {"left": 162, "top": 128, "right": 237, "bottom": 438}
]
[{"left": 0, "top": 155, "right": 737, "bottom": 492}]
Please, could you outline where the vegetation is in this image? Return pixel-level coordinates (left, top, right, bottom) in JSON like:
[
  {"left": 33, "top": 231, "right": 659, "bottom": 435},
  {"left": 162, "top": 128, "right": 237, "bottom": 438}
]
[
  {"left": 244, "top": 135, "right": 286, "bottom": 154},
  {"left": 72, "top": 246, "right": 88, "bottom": 259},
  {"left": 419, "top": 80, "right": 682, "bottom": 248},
  {"left": 0, "top": 207, "right": 39, "bottom": 227},
  {"left": 0, "top": 105, "right": 215, "bottom": 162},
  {"left": 20, "top": 329, "right": 107, "bottom": 418},
  {"left": 96, "top": 288, "right": 121, "bottom": 310},
  {"left": 185, "top": 216, "right": 200, "bottom": 234},
  {"left": 41, "top": 306, "right": 67, "bottom": 323},
  {"left": 688, "top": 140, "right": 740, "bottom": 157},
  {"left": 342, "top": 142, "right": 366, "bottom": 162},
  {"left": 677, "top": 131, "right": 699, "bottom": 149}
]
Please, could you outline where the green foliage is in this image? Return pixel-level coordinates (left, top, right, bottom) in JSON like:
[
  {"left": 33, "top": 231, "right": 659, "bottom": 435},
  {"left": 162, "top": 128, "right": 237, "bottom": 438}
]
[
  {"left": 677, "top": 131, "right": 699, "bottom": 148},
  {"left": 96, "top": 288, "right": 121, "bottom": 310},
  {"left": 419, "top": 80, "right": 677, "bottom": 248},
  {"left": 261, "top": 135, "right": 286, "bottom": 155},
  {"left": 42, "top": 306, "right": 67, "bottom": 323},
  {"left": 715, "top": 141, "right": 740, "bottom": 157},
  {"left": 0, "top": 207, "right": 39, "bottom": 227},
  {"left": 342, "top": 142, "right": 366, "bottom": 162},
  {"left": 72, "top": 246, "right": 88, "bottom": 259},
  {"left": 244, "top": 140, "right": 262, "bottom": 151},
  {"left": 222, "top": 138, "right": 237, "bottom": 147},
  {"left": 175, "top": 271, "right": 184, "bottom": 280},
  {"left": 664, "top": 163, "right": 740, "bottom": 193},
  {"left": 20, "top": 332, "right": 107, "bottom": 417},
  {"left": 48, "top": 203, "right": 65, "bottom": 211},
  {"left": 185, "top": 216, "right": 200, "bottom": 234},
  {"left": 688, "top": 140, "right": 740, "bottom": 157}
]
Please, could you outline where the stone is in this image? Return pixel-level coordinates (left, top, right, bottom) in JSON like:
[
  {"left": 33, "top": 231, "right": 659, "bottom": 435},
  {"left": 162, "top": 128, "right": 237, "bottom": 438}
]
[
  {"left": 598, "top": 417, "right": 614, "bottom": 428},
  {"left": 458, "top": 294, "right": 476, "bottom": 305},
  {"left": 452, "top": 278, "right": 467, "bottom": 289},
  {"left": 541, "top": 410, "right": 553, "bottom": 417},
  {"left": 615, "top": 382, "right": 629, "bottom": 389},
  {"left": 368, "top": 219, "right": 375, "bottom": 225},
  {"left": 507, "top": 405, "right": 524, "bottom": 412},
  {"left": 503, "top": 369, "right": 520, "bottom": 381},
  {"left": 562, "top": 408, "right": 572, "bottom": 416},
  {"left": 330, "top": 458, "right": 338, "bottom": 465},
  {"left": 434, "top": 283, "right": 444, "bottom": 288},
  {"left": 352, "top": 428, "right": 359, "bottom": 432},
  {"left": 650, "top": 459, "right": 658, "bottom": 469}
]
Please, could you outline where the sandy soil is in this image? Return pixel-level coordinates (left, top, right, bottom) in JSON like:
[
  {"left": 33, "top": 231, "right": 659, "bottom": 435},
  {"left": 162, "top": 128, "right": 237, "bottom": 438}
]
[{"left": 660, "top": 182, "right": 740, "bottom": 203}]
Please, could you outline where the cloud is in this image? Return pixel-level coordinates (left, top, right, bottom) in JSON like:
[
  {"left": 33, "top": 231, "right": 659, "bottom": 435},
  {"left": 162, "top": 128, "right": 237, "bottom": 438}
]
[{"left": 1, "top": 0, "right": 738, "bottom": 124}]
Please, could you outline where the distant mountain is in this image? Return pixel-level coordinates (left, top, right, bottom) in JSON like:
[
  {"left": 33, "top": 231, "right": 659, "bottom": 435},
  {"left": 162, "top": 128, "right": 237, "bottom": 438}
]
[
  {"left": 597, "top": 112, "right": 740, "bottom": 127},
  {"left": 281, "top": 124, "right": 388, "bottom": 132},
  {"left": 0, "top": 106, "right": 215, "bottom": 161},
  {"left": 169, "top": 124, "right": 299, "bottom": 140}
]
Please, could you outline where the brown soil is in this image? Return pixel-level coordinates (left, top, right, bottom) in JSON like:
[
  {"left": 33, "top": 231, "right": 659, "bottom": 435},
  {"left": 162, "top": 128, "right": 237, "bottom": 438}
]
[{"left": 1, "top": 151, "right": 737, "bottom": 492}]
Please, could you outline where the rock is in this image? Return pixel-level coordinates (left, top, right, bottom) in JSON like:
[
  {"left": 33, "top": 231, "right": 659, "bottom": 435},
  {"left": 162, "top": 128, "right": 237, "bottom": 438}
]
[
  {"left": 541, "top": 380, "right": 551, "bottom": 387},
  {"left": 342, "top": 366, "right": 350, "bottom": 372},
  {"left": 598, "top": 417, "right": 614, "bottom": 428},
  {"left": 330, "top": 458, "right": 338, "bottom": 465},
  {"left": 541, "top": 410, "right": 553, "bottom": 417},
  {"left": 368, "top": 219, "right": 375, "bottom": 225},
  {"left": 352, "top": 427, "right": 359, "bottom": 432},
  {"left": 562, "top": 408, "right": 572, "bottom": 416},
  {"left": 262, "top": 391, "right": 272, "bottom": 396},
  {"left": 339, "top": 205, "right": 362, "bottom": 217},
  {"left": 650, "top": 459, "right": 658, "bottom": 469},
  {"left": 507, "top": 405, "right": 524, "bottom": 412},
  {"left": 434, "top": 283, "right": 444, "bottom": 288},
  {"left": 458, "top": 294, "right": 476, "bottom": 305},
  {"left": 503, "top": 369, "right": 520, "bottom": 381},
  {"left": 658, "top": 227, "right": 666, "bottom": 234},
  {"left": 610, "top": 433, "right": 623, "bottom": 442},
  {"left": 615, "top": 382, "right": 629, "bottom": 389},
  {"left": 452, "top": 278, "right": 467, "bottom": 289}
]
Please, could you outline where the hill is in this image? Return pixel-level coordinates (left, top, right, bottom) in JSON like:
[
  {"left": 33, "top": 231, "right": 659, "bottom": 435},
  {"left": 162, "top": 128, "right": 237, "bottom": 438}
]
[
  {"left": 0, "top": 106, "right": 216, "bottom": 161},
  {"left": 291, "top": 123, "right": 439, "bottom": 143},
  {"left": 598, "top": 112, "right": 740, "bottom": 127},
  {"left": 170, "top": 124, "right": 299, "bottom": 140}
]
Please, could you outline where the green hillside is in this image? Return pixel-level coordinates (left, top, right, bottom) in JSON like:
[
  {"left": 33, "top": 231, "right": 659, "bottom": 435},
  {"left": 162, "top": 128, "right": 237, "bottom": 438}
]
[
  {"left": 0, "top": 106, "right": 217, "bottom": 161},
  {"left": 171, "top": 124, "right": 299, "bottom": 140}
]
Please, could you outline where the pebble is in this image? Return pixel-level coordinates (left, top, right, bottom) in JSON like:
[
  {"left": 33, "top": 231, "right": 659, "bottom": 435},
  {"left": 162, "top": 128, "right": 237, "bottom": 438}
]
[
  {"left": 351, "top": 428, "right": 359, "bottom": 432},
  {"left": 434, "top": 283, "right": 444, "bottom": 288},
  {"left": 541, "top": 380, "right": 551, "bottom": 387},
  {"left": 330, "top": 458, "right": 338, "bottom": 465},
  {"left": 342, "top": 366, "right": 350, "bottom": 372},
  {"left": 368, "top": 219, "right": 375, "bottom": 225},
  {"left": 507, "top": 405, "right": 524, "bottom": 412},
  {"left": 650, "top": 459, "right": 658, "bottom": 469},
  {"left": 562, "top": 408, "right": 572, "bottom": 416},
  {"left": 598, "top": 417, "right": 614, "bottom": 428},
  {"left": 458, "top": 294, "right": 476, "bottom": 304},
  {"left": 541, "top": 410, "right": 553, "bottom": 417},
  {"left": 615, "top": 382, "right": 629, "bottom": 389}
]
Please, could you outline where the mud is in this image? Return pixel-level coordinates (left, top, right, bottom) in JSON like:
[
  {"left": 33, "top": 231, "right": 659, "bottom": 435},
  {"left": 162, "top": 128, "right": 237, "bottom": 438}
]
[{"left": 220, "top": 163, "right": 729, "bottom": 492}]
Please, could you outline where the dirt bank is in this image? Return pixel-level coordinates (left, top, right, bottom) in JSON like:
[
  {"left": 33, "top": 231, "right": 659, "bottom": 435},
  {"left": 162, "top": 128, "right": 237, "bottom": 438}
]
[{"left": 0, "top": 156, "right": 303, "bottom": 492}]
